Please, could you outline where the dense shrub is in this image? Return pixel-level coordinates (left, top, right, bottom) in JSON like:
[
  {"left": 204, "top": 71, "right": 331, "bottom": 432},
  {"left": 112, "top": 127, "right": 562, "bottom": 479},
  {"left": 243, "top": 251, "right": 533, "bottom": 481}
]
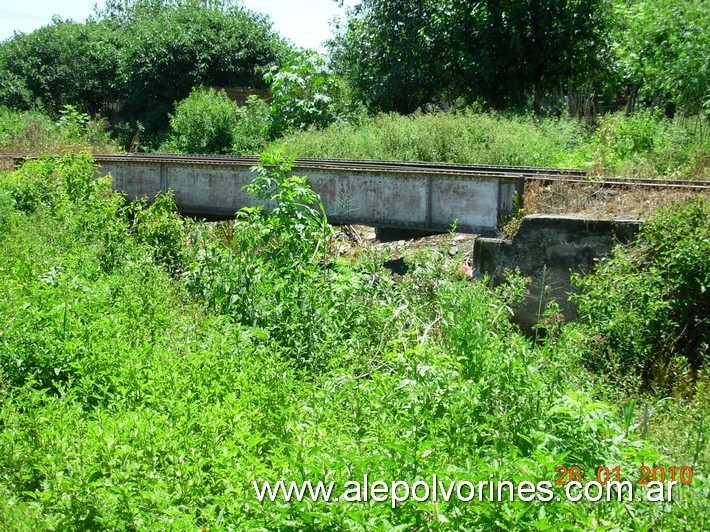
[
  {"left": 130, "top": 191, "right": 189, "bottom": 274},
  {"left": 160, "top": 88, "right": 269, "bottom": 154},
  {"left": 231, "top": 95, "right": 271, "bottom": 154},
  {"left": 160, "top": 88, "right": 240, "bottom": 154},
  {"left": 573, "top": 198, "right": 709, "bottom": 392},
  {"left": 0, "top": 154, "right": 130, "bottom": 390}
]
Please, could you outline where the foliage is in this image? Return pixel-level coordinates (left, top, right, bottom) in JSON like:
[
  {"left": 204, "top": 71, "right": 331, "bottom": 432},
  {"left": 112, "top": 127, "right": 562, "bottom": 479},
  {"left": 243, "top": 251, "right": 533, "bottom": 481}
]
[
  {"left": 0, "top": 19, "right": 120, "bottom": 115},
  {"left": 0, "top": 0, "right": 287, "bottom": 141},
  {"left": 97, "top": 0, "right": 242, "bottom": 22},
  {"left": 565, "top": 111, "right": 710, "bottom": 178},
  {"left": 275, "top": 107, "right": 589, "bottom": 166},
  {"left": 446, "top": 0, "right": 613, "bottom": 110},
  {"left": 0, "top": 106, "right": 117, "bottom": 154},
  {"left": 329, "top": 0, "right": 444, "bottom": 113},
  {"left": 275, "top": 106, "right": 710, "bottom": 178},
  {"left": 161, "top": 88, "right": 240, "bottom": 154},
  {"left": 243, "top": 151, "right": 331, "bottom": 264},
  {"left": 0, "top": 153, "right": 706, "bottom": 529},
  {"left": 160, "top": 88, "right": 270, "bottom": 155},
  {"left": 0, "top": 154, "right": 129, "bottom": 390},
  {"left": 330, "top": 0, "right": 613, "bottom": 112},
  {"left": 572, "top": 198, "right": 709, "bottom": 392},
  {"left": 111, "top": 1, "right": 286, "bottom": 137},
  {"left": 130, "top": 191, "right": 189, "bottom": 273},
  {"left": 232, "top": 95, "right": 272, "bottom": 154},
  {"left": 614, "top": 0, "right": 710, "bottom": 114},
  {"left": 265, "top": 51, "right": 349, "bottom": 137},
  {"left": 184, "top": 152, "right": 338, "bottom": 366}
]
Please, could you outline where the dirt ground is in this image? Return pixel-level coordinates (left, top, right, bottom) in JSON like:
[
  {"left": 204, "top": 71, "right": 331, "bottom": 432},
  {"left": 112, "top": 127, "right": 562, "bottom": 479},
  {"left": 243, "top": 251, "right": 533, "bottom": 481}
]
[
  {"left": 522, "top": 181, "right": 709, "bottom": 220},
  {"left": 331, "top": 224, "right": 477, "bottom": 268}
]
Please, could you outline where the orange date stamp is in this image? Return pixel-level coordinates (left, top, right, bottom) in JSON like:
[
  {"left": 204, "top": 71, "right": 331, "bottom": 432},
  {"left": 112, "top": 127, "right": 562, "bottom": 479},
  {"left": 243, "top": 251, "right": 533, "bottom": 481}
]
[{"left": 554, "top": 465, "right": 694, "bottom": 486}]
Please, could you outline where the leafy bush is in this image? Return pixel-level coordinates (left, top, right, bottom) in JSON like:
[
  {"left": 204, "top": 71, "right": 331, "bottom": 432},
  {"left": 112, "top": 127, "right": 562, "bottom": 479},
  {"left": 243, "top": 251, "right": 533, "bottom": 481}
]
[
  {"left": 232, "top": 95, "right": 271, "bottom": 154},
  {"left": 130, "top": 191, "right": 188, "bottom": 274},
  {"left": 161, "top": 88, "right": 269, "bottom": 154},
  {"left": 0, "top": 2, "right": 286, "bottom": 136},
  {"left": 573, "top": 198, "right": 709, "bottom": 392},
  {"left": 265, "top": 51, "right": 348, "bottom": 137},
  {"left": 566, "top": 111, "right": 710, "bottom": 178},
  {"left": 111, "top": 1, "right": 286, "bottom": 136},
  {"left": 0, "top": 189, "right": 14, "bottom": 231},
  {"left": 2, "top": 152, "right": 101, "bottom": 216},
  {"left": 161, "top": 88, "right": 241, "bottom": 154}
]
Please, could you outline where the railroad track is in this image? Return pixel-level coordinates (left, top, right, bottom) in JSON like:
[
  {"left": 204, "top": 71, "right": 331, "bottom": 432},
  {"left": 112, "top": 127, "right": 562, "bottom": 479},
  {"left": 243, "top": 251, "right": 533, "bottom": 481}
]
[
  {"left": 90, "top": 153, "right": 590, "bottom": 179},
  {"left": 4, "top": 152, "right": 710, "bottom": 190}
]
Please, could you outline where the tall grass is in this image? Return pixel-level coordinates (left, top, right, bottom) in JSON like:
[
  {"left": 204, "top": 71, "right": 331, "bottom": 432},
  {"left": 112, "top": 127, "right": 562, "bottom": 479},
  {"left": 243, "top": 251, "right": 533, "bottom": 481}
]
[
  {"left": 275, "top": 108, "right": 587, "bottom": 167},
  {"left": 0, "top": 154, "right": 706, "bottom": 529},
  {"left": 0, "top": 106, "right": 119, "bottom": 154},
  {"left": 275, "top": 108, "right": 710, "bottom": 179},
  {"left": 566, "top": 111, "right": 710, "bottom": 179}
]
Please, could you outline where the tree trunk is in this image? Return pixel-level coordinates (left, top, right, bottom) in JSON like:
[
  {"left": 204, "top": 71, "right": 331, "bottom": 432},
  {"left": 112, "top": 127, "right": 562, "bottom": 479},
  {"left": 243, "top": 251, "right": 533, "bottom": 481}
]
[{"left": 534, "top": 79, "right": 542, "bottom": 115}]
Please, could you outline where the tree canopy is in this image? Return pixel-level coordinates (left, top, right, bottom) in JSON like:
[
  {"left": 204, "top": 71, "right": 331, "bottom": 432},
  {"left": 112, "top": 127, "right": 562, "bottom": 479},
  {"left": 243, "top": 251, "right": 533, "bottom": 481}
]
[
  {"left": 0, "top": 19, "right": 120, "bottom": 114},
  {"left": 0, "top": 0, "right": 288, "bottom": 138},
  {"left": 614, "top": 0, "right": 709, "bottom": 114},
  {"left": 0, "top": 0, "right": 706, "bottom": 146},
  {"left": 113, "top": 2, "right": 286, "bottom": 134},
  {"left": 330, "top": 0, "right": 613, "bottom": 113}
]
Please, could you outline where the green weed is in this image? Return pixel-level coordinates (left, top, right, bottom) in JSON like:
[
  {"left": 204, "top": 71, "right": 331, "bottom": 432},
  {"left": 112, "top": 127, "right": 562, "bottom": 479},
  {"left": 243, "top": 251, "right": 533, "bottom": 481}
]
[
  {"left": 274, "top": 107, "right": 709, "bottom": 179},
  {"left": 0, "top": 106, "right": 118, "bottom": 154},
  {"left": 572, "top": 198, "right": 709, "bottom": 393},
  {"left": 0, "top": 153, "right": 706, "bottom": 530},
  {"left": 274, "top": 107, "right": 587, "bottom": 168}
]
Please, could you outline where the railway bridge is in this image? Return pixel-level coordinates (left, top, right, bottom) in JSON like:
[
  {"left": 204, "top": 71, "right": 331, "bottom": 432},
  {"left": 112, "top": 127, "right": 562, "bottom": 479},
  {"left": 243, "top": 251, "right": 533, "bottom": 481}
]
[
  {"left": 92, "top": 154, "right": 543, "bottom": 235},
  {"left": 7, "top": 153, "right": 706, "bottom": 234}
]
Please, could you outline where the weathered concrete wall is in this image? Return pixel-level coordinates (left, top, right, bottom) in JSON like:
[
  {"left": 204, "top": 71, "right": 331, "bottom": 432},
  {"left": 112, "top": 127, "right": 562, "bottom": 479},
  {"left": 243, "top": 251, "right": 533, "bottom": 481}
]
[
  {"left": 473, "top": 215, "right": 642, "bottom": 330},
  {"left": 97, "top": 159, "right": 523, "bottom": 235}
]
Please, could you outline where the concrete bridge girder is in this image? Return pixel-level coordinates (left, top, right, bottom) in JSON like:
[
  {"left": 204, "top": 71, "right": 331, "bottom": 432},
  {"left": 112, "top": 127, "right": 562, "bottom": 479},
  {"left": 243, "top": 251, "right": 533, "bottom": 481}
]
[{"left": 97, "top": 158, "right": 524, "bottom": 235}]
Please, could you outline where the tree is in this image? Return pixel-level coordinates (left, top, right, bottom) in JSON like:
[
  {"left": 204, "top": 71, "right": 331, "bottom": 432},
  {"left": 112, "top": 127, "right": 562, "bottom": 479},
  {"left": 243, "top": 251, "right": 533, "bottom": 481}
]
[
  {"left": 614, "top": 0, "right": 709, "bottom": 114},
  {"left": 330, "top": 0, "right": 613, "bottom": 113},
  {"left": 96, "top": 0, "right": 239, "bottom": 24},
  {"left": 0, "top": 0, "right": 288, "bottom": 142},
  {"left": 454, "top": 0, "right": 612, "bottom": 110},
  {"left": 330, "top": 0, "right": 444, "bottom": 113},
  {"left": 0, "top": 19, "right": 120, "bottom": 114},
  {"left": 111, "top": 1, "right": 288, "bottom": 136}
]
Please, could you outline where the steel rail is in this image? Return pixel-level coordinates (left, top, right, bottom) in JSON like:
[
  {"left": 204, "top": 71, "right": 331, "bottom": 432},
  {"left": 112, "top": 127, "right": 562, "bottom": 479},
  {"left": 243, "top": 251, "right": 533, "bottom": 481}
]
[
  {"left": 89, "top": 153, "right": 587, "bottom": 177},
  {"left": 4, "top": 152, "right": 710, "bottom": 190},
  {"left": 90, "top": 153, "right": 710, "bottom": 190},
  {"left": 525, "top": 175, "right": 710, "bottom": 190}
]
